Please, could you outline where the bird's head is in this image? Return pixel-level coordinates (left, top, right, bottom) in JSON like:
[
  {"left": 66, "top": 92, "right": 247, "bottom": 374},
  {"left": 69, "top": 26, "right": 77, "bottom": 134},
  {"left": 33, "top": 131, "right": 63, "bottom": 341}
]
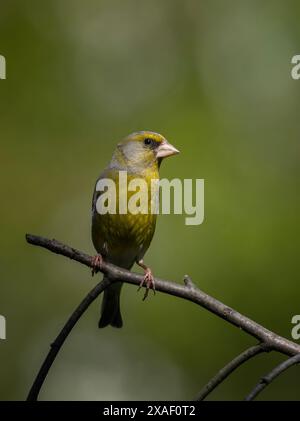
[{"left": 111, "top": 131, "right": 179, "bottom": 172}]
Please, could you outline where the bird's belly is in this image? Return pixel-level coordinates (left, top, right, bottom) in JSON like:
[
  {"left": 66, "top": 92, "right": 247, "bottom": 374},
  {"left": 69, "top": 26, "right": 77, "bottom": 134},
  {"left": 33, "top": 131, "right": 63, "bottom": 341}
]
[{"left": 92, "top": 211, "right": 156, "bottom": 269}]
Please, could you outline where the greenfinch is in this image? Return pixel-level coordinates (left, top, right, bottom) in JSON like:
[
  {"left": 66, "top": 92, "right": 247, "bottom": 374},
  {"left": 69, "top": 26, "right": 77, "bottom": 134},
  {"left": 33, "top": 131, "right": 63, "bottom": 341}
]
[{"left": 91, "top": 131, "right": 179, "bottom": 328}]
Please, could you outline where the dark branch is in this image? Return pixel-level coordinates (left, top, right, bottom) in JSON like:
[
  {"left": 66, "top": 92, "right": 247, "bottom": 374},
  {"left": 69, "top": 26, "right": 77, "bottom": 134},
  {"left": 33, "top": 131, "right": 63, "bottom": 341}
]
[
  {"left": 25, "top": 234, "right": 300, "bottom": 400},
  {"left": 26, "top": 234, "right": 300, "bottom": 356},
  {"left": 27, "top": 278, "right": 110, "bottom": 401},
  {"left": 245, "top": 353, "right": 300, "bottom": 401},
  {"left": 195, "top": 343, "right": 270, "bottom": 401}
]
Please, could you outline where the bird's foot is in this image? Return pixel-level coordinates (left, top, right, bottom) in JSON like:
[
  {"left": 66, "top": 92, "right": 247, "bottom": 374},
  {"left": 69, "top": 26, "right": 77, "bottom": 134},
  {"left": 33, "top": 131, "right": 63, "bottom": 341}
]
[
  {"left": 91, "top": 254, "right": 103, "bottom": 276},
  {"left": 138, "top": 268, "right": 156, "bottom": 301}
]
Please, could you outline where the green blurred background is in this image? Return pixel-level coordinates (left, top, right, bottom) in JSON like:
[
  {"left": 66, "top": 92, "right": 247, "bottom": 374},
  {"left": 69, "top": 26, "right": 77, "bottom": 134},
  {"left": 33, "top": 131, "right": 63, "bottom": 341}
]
[{"left": 1, "top": 0, "right": 300, "bottom": 401}]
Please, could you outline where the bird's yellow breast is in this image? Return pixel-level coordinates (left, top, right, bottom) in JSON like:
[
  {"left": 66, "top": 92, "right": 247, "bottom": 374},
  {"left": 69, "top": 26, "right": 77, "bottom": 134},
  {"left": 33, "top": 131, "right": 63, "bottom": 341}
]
[{"left": 92, "top": 167, "right": 158, "bottom": 266}]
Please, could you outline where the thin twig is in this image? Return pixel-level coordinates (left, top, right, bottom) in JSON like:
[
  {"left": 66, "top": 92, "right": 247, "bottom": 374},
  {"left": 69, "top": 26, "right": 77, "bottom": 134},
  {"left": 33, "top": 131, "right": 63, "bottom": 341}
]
[
  {"left": 195, "top": 343, "right": 270, "bottom": 401},
  {"left": 26, "top": 234, "right": 300, "bottom": 357},
  {"left": 27, "top": 278, "right": 110, "bottom": 401},
  {"left": 25, "top": 234, "right": 300, "bottom": 400},
  {"left": 244, "top": 353, "right": 300, "bottom": 401},
  {"left": 183, "top": 274, "right": 196, "bottom": 289}
]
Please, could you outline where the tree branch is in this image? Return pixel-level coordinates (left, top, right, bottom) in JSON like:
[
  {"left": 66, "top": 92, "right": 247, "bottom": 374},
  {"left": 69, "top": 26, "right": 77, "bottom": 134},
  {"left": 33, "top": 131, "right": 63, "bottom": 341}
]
[
  {"left": 195, "top": 343, "right": 270, "bottom": 401},
  {"left": 27, "top": 278, "right": 110, "bottom": 401},
  {"left": 244, "top": 353, "right": 300, "bottom": 401},
  {"left": 25, "top": 233, "right": 300, "bottom": 400}
]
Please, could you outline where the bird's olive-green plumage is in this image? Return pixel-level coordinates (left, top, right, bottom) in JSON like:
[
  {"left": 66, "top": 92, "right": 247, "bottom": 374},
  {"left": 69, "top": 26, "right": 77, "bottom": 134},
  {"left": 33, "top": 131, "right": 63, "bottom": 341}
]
[{"left": 92, "top": 131, "right": 179, "bottom": 328}]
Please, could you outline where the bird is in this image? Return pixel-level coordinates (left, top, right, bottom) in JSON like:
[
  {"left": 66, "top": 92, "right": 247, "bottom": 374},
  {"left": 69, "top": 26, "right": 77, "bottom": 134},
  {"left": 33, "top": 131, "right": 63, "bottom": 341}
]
[{"left": 91, "top": 131, "right": 179, "bottom": 328}]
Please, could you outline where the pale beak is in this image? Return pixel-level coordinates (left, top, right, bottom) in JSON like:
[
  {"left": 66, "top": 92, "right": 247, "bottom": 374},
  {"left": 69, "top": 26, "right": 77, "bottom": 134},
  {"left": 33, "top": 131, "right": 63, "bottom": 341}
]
[{"left": 156, "top": 141, "right": 180, "bottom": 159}]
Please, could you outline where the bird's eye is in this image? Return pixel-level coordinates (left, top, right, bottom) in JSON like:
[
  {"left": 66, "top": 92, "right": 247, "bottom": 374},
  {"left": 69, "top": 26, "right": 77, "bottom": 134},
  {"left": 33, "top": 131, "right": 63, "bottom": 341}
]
[{"left": 144, "top": 138, "right": 153, "bottom": 146}]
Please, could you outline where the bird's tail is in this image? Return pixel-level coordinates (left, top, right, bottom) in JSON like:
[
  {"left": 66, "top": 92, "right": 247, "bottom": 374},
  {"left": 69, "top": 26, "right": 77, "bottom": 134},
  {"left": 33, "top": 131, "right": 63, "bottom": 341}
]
[{"left": 98, "top": 279, "right": 123, "bottom": 328}]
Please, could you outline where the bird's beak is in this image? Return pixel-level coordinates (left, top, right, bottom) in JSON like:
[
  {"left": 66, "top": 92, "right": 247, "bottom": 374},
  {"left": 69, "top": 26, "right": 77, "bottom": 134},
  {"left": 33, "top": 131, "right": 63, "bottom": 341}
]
[{"left": 156, "top": 141, "right": 180, "bottom": 159}]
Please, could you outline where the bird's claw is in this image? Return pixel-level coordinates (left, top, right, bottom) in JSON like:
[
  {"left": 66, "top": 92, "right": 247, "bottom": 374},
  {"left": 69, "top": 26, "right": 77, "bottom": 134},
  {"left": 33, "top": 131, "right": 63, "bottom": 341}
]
[
  {"left": 138, "top": 268, "right": 155, "bottom": 300},
  {"left": 91, "top": 254, "right": 103, "bottom": 276}
]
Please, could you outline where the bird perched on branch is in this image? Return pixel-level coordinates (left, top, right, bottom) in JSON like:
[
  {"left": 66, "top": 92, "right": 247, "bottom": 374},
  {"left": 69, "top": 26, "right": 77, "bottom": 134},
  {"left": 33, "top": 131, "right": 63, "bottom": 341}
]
[{"left": 91, "top": 131, "right": 179, "bottom": 328}]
